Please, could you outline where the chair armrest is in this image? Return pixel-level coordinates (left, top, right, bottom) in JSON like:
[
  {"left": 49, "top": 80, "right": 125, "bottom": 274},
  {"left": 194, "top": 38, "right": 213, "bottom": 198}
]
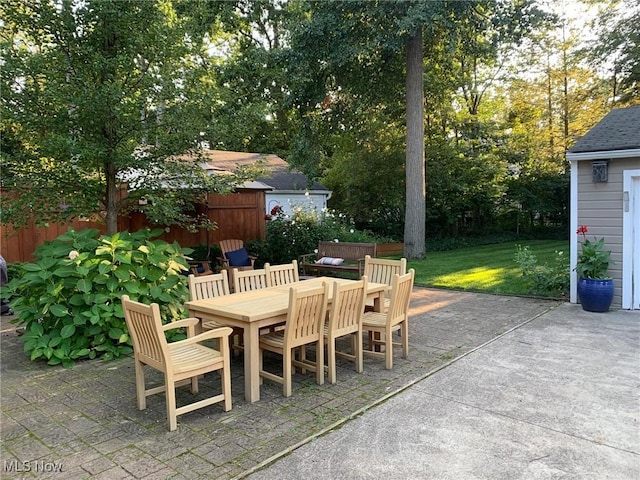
[
  {"left": 163, "top": 317, "right": 199, "bottom": 331},
  {"left": 300, "top": 253, "right": 317, "bottom": 262},
  {"left": 170, "top": 326, "right": 233, "bottom": 348},
  {"left": 217, "top": 256, "right": 230, "bottom": 267},
  {"left": 163, "top": 317, "right": 200, "bottom": 337},
  {"left": 357, "top": 258, "right": 366, "bottom": 276}
]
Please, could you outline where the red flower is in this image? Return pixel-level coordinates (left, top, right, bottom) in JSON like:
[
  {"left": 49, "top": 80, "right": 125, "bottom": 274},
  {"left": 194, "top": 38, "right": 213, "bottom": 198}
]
[
  {"left": 270, "top": 205, "right": 283, "bottom": 216},
  {"left": 577, "top": 225, "right": 588, "bottom": 235},
  {"left": 264, "top": 214, "right": 272, "bottom": 220}
]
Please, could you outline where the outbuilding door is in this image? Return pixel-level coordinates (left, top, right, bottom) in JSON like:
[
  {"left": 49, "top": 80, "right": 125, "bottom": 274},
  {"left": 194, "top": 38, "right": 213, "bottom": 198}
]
[{"left": 622, "top": 169, "right": 640, "bottom": 309}]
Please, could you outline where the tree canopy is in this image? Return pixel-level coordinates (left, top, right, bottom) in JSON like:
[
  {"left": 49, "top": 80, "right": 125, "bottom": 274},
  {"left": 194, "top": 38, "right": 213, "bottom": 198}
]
[
  {"left": 2, "top": 0, "right": 638, "bottom": 246},
  {"left": 0, "top": 0, "right": 255, "bottom": 234}
]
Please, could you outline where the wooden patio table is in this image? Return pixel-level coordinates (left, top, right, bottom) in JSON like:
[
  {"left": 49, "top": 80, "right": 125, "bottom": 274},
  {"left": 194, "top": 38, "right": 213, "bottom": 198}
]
[{"left": 186, "top": 276, "right": 388, "bottom": 403}]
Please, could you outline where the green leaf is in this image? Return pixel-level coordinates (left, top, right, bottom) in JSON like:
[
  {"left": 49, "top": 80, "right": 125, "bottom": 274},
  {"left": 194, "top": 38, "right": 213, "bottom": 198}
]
[
  {"left": 93, "top": 293, "right": 111, "bottom": 304},
  {"left": 150, "top": 286, "right": 163, "bottom": 298},
  {"left": 77, "top": 278, "right": 93, "bottom": 293},
  {"left": 60, "top": 324, "right": 76, "bottom": 339},
  {"left": 77, "top": 266, "right": 90, "bottom": 276},
  {"left": 106, "top": 277, "right": 119, "bottom": 292},
  {"left": 69, "top": 294, "right": 86, "bottom": 306},
  {"left": 114, "top": 267, "right": 131, "bottom": 281},
  {"left": 135, "top": 265, "right": 149, "bottom": 278},
  {"left": 118, "top": 333, "right": 129, "bottom": 344},
  {"left": 38, "top": 270, "right": 53, "bottom": 281},
  {"left": 108, "top": 328, "right": 123, "bottom": 340},
  {"left": 22, "top": 264, "right": 43, "bottom": 272},
  {"left": 98, "top": 262, "right": 112, "bottom": 275},
  {"left": 71, "top": 348, "right": 90, "bottom": 358},
  {"left": 49, "top": 304, "right": 69, "bottom": 317},
  {"left": 161, "top": 274, "right": 180, "bottom": 288},
  {"left": 31, "top": 350, "right": 44, "bottom": 361},
  {"left": 88, "top": 325, "right": 102, "bottom": 335},
  {"left": 123, "top": 282, "right": 140, "bottom": 294},
  {"left": 30, "top": 322, "right": 44, "bottom": 336},
  {"left": 53, "top": 266, "right": 77, "bottom": 278},
  {"left": 115, "top": 252, "right": 132, "bottom": 264}
]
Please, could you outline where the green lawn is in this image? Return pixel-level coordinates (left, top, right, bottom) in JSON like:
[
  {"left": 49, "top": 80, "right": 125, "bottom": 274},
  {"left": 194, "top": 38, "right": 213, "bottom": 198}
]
[{"left": 406, "top": 240, "right": 568, "bottom": 297}]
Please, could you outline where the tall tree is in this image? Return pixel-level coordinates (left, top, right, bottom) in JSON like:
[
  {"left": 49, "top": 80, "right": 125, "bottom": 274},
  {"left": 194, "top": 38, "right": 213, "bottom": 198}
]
[
  {"left": 404, "top": 29, "right": 426, "bottom": 256},
  {"left": 0, "top": 0, "right": 251, "bottom": 234},
  {"left": 587, "top": 0, "right": 640, "bottom": 105},
  {"left": 285, "top": 1, "right": 489, "bottom": 258}
]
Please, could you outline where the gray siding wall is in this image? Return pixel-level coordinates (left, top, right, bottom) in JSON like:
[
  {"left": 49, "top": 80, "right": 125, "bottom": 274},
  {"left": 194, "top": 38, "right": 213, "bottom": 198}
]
[{"left": 577, "top": 157, "right": 640, "bottom": 308}]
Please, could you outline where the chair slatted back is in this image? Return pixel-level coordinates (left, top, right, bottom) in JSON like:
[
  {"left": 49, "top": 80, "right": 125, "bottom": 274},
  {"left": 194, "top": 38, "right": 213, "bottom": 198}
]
[
  {"left": 364, "top": 255, "right": 407, "bottom": 287},
  {"left": 220, "top": 239, "right": 245, "bottom": 258},
  {"left": 121, "top": 295, "right": 168, "bottom": 370},
  {"left": 266, "top": 260, "right": 299, "bottom": 287},
  {"left": 386, "top": 269, "right": 415, "bottom": 327},
  {"left": 328, "top": 276, "right": 367, "bottom": 337},
  {"left": 188, "top": 271, "right": 230, "bottom": 301},
  {"left": 285, "top": 283, "right": 329, "bottom": 349},
  {"left": 233, "top": 268, "right": 268, "bottom": 293}
]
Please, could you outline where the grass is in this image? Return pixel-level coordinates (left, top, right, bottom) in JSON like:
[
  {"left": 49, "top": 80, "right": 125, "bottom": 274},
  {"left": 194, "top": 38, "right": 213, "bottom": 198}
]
[{"left": 406, "top": 240, "right": 568, "bottom": 297}]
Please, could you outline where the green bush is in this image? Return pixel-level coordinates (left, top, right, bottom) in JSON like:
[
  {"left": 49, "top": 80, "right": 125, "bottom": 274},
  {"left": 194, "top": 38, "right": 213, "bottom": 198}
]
[
  {"left": 260, "top": 206, "right": 387, "bottom": 265},
  {"left": 7, "top": 228, "right": 191, "bottom": 367},
  {"left": 514, "top": 245, "right": 569, "bottom": 297}
]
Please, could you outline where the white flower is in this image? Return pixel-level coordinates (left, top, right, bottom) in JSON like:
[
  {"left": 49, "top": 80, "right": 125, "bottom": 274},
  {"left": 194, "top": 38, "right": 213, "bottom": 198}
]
[
  {"left": 334, "top": 238, "right": 339, "bottom": 242},
  {"left": 68, "top": 250, "right": 79, "bottom": 260},
  {"left": 314, "top": 249, "right": 318, "bottom": 254},
  {"left": 350, "top": 229, "right": 354, "bottom": 233}
]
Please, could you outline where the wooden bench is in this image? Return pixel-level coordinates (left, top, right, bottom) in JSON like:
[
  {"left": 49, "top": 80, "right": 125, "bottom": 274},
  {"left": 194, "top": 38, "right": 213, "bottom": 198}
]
[{"left": 300, "top": 242, "right": 377, "bottom": 278}]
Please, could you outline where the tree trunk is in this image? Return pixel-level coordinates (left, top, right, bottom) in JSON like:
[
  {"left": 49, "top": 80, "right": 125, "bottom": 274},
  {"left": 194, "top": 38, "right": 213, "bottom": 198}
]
[
  {"left": 105, "top": 161, "right": 118, "bottom": 235},
  {"left": 403, "top": 28, "right": 426, "bottom": 259}
]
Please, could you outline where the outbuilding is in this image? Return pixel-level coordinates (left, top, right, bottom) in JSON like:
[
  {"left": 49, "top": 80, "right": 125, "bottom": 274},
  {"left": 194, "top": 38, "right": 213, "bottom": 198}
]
[{"left": 567, "top": 105, "right": 640, "bottom": 310}]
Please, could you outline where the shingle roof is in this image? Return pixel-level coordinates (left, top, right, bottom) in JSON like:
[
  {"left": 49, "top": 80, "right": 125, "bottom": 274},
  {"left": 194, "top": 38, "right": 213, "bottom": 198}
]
[
  {"left": 568, "top": 105, "right": 640, "bottom": 153},
  {"left": 196, "top": 150, "right": 329, "bottom": 192}
]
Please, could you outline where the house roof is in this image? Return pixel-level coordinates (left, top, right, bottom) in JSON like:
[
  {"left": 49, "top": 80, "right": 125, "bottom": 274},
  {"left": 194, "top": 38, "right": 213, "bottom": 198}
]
[
  {"left": 197, "top": 150, "right": 329, "bottom": 192},
  {"left": 568, "top": 105, "right": 640, "bottom": 154}
]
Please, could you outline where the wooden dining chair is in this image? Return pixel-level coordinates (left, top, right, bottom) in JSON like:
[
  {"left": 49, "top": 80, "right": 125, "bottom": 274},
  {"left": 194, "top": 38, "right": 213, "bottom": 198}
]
[
  {"left": 188, "top": 272, "right": 243, "bottom": 353},
  {"left": 234, "top": 266, "right": 281, "bottom": 336},
  {"left": 266, "top": 260, "right": 299, "bottom": 287},
  {"left": 362, "top": 269, "right": 414, "bottom": 370},
  {"left": 258, "top": 282, "right": 329, "bottom": 397},
  {"left": 324, "top": 276, "right": 367, "bottom": 384},
  {"left": 233, "top": 267, "right": 269, "bottom": 293},
  {"left": 188, "top": 271, "right": 230, "bottom": 301},
  {"left": 121, "top": 295, "right": 233, "bottom": 431},
  {"left": 363, "top": 255, "right": 407, "bottom": 311}
]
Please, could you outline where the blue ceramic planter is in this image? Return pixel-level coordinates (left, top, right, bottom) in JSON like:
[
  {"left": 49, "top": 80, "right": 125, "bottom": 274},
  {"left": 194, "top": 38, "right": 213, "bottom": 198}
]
[{"left": 577, "top": 278, "right": 614, "bottom": 312}]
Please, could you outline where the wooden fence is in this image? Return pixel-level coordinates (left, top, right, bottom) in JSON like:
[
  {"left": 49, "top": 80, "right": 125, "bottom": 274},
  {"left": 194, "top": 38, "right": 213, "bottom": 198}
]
[{"left": 0, "top": 189, "right": 267, "bottom": 264}]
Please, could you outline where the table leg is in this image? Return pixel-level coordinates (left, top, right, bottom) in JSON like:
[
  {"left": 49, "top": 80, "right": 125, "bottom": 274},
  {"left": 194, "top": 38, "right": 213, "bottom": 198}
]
[{"left": 244, "top": 323, "right": 261, "bottom": 403}]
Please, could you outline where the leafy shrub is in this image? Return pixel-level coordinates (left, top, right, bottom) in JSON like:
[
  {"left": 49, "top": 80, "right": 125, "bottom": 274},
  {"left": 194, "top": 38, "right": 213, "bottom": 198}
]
[
  {"left": 261, "top": 205, "right": 388, "bottom": 265},
  {"left": 7, "top": 228, "right": 191, "bottom": 367},
  {"left": 187, "top": 243, "right": 222, "bottom": 269},
  {"left": 514, "top": 245, "right": 569, "bottom": 297}
]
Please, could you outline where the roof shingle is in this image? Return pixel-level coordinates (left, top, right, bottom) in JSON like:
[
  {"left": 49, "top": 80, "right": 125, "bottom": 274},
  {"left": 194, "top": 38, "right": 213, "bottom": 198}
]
[{"left": 568, "top": 105, "right": 640, "bottom": 153}]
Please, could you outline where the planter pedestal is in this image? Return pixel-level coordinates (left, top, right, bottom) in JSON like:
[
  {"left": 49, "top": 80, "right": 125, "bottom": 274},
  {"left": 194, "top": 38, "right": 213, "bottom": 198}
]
[{"left": 577, "top": 278, "right": 614, "bottom": 312}]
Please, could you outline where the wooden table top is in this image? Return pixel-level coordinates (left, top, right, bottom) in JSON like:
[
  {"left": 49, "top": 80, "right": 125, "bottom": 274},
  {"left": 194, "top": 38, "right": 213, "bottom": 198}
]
[{"left": 185, "top": 277, "right": 388, "bottom": 323}]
